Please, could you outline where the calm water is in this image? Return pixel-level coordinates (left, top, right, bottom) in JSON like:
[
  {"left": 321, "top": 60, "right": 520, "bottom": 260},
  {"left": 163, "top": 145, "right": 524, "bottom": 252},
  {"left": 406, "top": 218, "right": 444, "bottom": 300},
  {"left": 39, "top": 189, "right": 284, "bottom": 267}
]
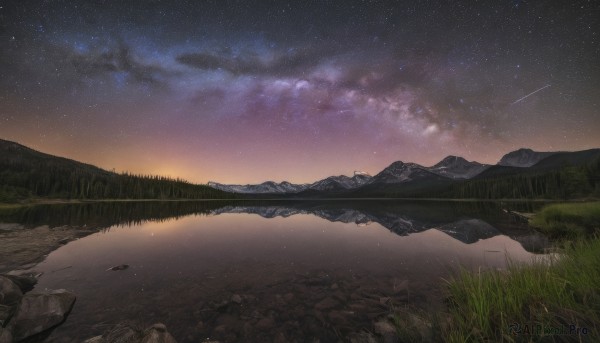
[{"left": 1, "top": 200, "right": 549, "bottom": 342}]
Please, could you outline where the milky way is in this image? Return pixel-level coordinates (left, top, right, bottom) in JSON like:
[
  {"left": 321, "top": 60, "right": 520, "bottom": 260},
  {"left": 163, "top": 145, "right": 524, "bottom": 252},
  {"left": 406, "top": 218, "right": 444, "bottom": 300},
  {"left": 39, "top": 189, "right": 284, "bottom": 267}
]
[{"left": 1, "top": 1, "right": 598, "bottom": 183}]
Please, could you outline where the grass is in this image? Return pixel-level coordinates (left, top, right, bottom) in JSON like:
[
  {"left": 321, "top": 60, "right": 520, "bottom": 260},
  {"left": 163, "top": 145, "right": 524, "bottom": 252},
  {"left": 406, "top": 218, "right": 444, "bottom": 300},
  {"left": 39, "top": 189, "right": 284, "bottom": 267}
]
[
  {"left": 529, "top": 202, "right": 600, "bottom": 238},
  {"left": 443, "top": 239, "right": 600, "bottom": 342},
  {"left": 439, "top": 202, "right": 600, "bottom": 342},
  {"left": 388, "top": 202, "right": 600, "bottom": 342}
]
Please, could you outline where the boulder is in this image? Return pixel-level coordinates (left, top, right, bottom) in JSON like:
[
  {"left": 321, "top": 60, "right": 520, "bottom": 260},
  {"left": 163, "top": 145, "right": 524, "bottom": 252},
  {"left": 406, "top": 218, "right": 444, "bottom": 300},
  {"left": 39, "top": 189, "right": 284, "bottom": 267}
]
[
  {"left": 0, "top": 276, "right": 22, "bottom": 306},
  {"left": 12, "top": 289, "right": 76, "bottom": 341},
  {"left": 141, "top": 323, "right": 177, "bottom": 343},
  {"left": 373, "top": 320, "right": 399, "bottom": 343},
  {"left": 0, "top": 304, "right": 14, "bottom": 327},
  {"left": 0, "top": 327, "right": 13, "bottom": 343},
  {"left": 2, "top": 273, "right": 38, "bottom": 293}
]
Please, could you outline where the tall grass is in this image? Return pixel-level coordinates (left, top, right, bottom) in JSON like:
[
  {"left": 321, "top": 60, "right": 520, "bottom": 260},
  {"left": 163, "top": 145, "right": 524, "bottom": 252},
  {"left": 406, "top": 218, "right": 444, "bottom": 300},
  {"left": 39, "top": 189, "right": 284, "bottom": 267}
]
[
  {"left": 443, "top": 237, "right": 600, "bottom": 342},
  {"left": 529, "top": 202, "right": 600, "bottom": 238}
]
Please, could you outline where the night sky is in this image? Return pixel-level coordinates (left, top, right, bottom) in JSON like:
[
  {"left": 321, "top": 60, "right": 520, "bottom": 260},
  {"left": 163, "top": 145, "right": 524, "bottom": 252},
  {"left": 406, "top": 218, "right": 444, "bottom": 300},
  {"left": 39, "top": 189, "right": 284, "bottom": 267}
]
[{"left": 1, "top": 1, "right": 598, "bottom": 184}]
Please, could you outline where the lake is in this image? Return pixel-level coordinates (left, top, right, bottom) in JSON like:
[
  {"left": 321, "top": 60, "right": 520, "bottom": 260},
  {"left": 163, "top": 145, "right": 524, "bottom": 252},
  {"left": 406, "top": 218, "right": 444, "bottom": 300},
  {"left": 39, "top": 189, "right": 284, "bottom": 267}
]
[{"left": 0, "top": 200, "right": 550, "bottom": 342}]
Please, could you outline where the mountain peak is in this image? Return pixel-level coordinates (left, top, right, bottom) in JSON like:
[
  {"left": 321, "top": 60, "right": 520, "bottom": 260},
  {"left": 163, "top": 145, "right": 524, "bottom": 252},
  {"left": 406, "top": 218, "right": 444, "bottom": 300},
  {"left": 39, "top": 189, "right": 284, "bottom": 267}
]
[
  {"left": 435, "top": 155, "right": 469, "bottom": 167},
  {"left": 498, "top": 148, "right": 556, "bottom": 167},
  {"left": 354, "top": 170, "right": 371, "bottom": 176},
  {"left": 429, "top": 155, "right": 488, "bottom": 179}
]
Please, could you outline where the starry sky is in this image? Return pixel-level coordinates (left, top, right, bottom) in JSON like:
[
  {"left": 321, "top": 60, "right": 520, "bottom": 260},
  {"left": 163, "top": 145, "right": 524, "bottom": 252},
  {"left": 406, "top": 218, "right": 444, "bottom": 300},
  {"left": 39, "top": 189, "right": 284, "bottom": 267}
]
[{"left": 1, "top": 0, "right": 599, "bottom": 184}]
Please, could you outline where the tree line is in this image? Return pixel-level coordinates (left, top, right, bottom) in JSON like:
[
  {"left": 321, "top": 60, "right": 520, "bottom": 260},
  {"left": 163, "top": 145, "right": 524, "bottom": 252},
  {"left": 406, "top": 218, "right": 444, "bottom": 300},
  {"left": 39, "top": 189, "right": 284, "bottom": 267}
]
[
  {"left": 0, "top": 164, "right": 235, "bottom": 202},
  {"left": 375, "top": 157, "right": 600, "bottom": 200}
]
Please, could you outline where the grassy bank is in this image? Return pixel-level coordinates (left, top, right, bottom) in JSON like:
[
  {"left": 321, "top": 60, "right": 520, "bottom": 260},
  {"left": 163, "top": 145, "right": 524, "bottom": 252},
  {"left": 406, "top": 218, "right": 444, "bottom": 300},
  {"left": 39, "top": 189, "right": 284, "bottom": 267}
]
[
  {"left": 439, "top": 202, "right": 600, "bottom": 342},
  {"left": 529, "top": 202, "right": 600, "bottom": 238},
  {"left": 443, "top": 238, "right": 599, "bottom": 342}
]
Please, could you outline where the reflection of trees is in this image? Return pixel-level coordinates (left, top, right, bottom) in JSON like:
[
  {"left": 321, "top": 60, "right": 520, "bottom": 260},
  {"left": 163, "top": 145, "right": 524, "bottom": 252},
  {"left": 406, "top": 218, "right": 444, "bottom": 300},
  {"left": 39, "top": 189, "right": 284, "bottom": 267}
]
[{"left": 0, "top": 201, "right": 237, "bottom": 229}]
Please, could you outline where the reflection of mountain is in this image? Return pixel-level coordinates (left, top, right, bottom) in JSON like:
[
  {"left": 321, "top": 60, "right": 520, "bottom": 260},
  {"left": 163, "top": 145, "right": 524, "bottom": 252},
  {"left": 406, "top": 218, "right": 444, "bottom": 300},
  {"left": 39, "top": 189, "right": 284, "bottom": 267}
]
[
  {"left": 437, "top": 219, "right": 500, "bottom": 244},
  {"left": 212, "top": 205, "right": 504, "bottom": 244},
  {"left": 0, "top": 200, "right": 548, "bottom": 252}
]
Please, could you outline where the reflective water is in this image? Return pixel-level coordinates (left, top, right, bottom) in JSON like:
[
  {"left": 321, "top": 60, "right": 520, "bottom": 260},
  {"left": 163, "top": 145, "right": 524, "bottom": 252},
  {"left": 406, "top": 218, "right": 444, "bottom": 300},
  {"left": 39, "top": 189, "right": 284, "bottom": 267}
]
[{"left": 1, "top": 200, "right": 549, "bottom": 342}]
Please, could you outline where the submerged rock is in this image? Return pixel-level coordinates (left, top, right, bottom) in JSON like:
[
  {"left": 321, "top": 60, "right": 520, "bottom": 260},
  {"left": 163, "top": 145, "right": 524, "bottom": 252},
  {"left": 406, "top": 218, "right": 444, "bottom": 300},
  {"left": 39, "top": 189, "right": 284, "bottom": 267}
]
[
  {"left": 141, "top": 323, "right": 177, "bottom": 343},
  {"left": 230, "top": 294, "right": 242, "bottom": 304},
  {"left": 12, "top": 289, "right": 76, "bottom": 341},
  {"left": 106, "top": 264, "right": 130, "bottom": 271},
  {"left": 84, "top": 322, "right": 178, "bottom": 343}
]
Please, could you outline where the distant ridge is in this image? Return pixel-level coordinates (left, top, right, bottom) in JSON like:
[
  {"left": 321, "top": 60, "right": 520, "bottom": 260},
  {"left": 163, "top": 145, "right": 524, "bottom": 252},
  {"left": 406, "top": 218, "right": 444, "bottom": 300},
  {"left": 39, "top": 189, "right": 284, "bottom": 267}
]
[
  {"left": 497, "top": 148, "right": 557, "bottom": 167},
  {"left": 0, "top": 138, "right": 233, "bottom": 201},
  {"left": 1, "top": 138, "right": 599, "bottom": 200},
  {"left": 208, "top": 147, "right": 600, "bottom": 199}
]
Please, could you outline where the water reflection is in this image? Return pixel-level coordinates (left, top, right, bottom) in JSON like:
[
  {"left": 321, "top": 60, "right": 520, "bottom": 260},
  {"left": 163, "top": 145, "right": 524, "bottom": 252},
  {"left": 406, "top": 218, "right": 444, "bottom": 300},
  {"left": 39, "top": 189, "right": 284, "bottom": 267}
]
[
  {"left": 0, "top": 200, "right": 553, "bottom": 342},
  {"left": 0, "top": 200, "right": 547, "bottom": 250}
]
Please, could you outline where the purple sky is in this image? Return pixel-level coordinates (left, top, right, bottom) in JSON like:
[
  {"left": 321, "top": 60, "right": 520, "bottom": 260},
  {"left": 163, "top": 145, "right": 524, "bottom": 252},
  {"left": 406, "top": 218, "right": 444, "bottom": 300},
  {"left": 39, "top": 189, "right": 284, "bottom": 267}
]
[{"left": 1, "top": 1, "right": 598, "bottom": 183}]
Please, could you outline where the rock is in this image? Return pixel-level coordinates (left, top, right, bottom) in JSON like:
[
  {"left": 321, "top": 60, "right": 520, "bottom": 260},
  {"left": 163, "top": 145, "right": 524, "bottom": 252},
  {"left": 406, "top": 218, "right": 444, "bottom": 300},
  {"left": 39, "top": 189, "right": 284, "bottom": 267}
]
[
  {"left": 256, "top": 317, "right": 274, "bottom": 330},
  {"left": 83, "top": 336, "right": 105, "bottom": 343},
  {"left": 379, "top": 297, "right": 390, "bottom": 305},
  {"left": 12, "top": 289, "right": 76, "bottom": 341},
  {"left": 0, "top": 327, "right": 13, "bottom": 343},
  {"left": 327, "top": 310, "right": 349, "bottom": 326},
  {"left": 106, "top": 264, "right": 129, "bottom": 271},
  {"left": 314, "top": 297, "right": 339, "bottom": 310},
  {"left": 2, "top": 273, "right": 38, "bottom": 293},
  {"left": 0, "top": 276, "right": 22, "bottom": 306},
  {"left": 96, "top": 322, "right": 142, "bottom": 342},
  {"left": 283, "top": 292, "right": 294, "bottom": 302},
  {"left": 141, "top": 322, "right": 177, "bottom": 343},
  {"left": 84, "top": 322, "right": 178, "bottom": 343},
  {"left": 348, "top": 332, "right": 378, "bottom": 343},
  {"left": 231, "top": 294, "right": 242, "bottom": 304},
  {"left": 0, "top": 304, "right": 14, "bottom": 327},
  {"left": 373, "top": 320, "right": 398, "bottom": 343},
  {"left": 273, "top": 331, "right": 287, "bottom": 343}
]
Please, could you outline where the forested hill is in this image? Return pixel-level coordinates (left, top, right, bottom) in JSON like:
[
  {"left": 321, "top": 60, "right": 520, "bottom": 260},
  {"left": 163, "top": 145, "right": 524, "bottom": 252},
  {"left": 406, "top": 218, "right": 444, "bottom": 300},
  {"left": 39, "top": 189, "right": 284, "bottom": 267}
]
[{"left": 0, "top": 139, "right": 234, "bottom": 201}]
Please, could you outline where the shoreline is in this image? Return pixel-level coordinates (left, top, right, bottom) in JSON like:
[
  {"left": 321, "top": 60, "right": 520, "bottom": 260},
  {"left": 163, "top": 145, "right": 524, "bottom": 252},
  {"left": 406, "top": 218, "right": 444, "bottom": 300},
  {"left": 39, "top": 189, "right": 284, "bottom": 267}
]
[{"left": 2, "top": 197, "right": 595, "bottom": 210}]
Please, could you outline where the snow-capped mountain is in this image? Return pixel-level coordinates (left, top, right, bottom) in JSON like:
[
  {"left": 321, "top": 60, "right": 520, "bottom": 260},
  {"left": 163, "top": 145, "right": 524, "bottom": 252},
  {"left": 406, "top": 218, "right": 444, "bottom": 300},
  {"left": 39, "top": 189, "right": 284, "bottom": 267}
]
[
  {"left": 208, "top": 172, "right": 372, "bottom": 194},
  {"left": 207, "top": 181, "right": 309, "bottom": 194},
  {"left": 428, "top": 156, "right": 489, "bottom": 179},
  {"left": 308, "top": 172, "right": 372, "bottom": 191},
  {"left": 368, "top": 161, "right": 441, "bottom": 184},
  {"left": 498, "top": 148, "right": 557, "bottom": 167},
  {"left": 207, "top": 148, "right": 592, "bottom": 195}
]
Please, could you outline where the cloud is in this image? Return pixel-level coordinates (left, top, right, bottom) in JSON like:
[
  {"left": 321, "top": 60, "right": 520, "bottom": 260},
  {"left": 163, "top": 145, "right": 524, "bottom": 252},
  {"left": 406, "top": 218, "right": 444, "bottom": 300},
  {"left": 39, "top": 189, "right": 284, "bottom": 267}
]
[
  {"left": 176, "top": 45, "right": 328, "bottom": 77},
  {"left": 70, "top": 40, "right": 170, "bottom": 85}
]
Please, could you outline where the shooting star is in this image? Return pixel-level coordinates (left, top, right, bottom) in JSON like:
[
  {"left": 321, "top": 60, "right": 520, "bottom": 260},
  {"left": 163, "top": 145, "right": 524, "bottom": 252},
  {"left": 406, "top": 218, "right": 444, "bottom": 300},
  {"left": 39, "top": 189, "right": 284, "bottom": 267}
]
[{"left": 511, "top": 84, "right": 551, "bottom": 105}]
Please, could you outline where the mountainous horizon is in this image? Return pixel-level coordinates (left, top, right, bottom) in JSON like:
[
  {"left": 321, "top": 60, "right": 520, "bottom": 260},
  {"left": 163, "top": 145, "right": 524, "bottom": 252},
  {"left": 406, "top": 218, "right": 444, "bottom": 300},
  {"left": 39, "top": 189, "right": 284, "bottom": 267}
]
[
  {"left": 2, "top": 138, "right": 599, "bottom": 201},
  {"left": 208, "top": 148, "right": 576, "bottom": 194}
]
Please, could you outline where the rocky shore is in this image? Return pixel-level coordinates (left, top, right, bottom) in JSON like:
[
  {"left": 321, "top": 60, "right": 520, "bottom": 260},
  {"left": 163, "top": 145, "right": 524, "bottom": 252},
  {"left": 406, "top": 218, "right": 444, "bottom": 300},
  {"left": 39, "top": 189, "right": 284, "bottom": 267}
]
[
  {"left": 0, "top": 223, "right": 98, "bottom": 274},
  {"left": 1, "top": 273, "right": 75, "bottom": 342},
  {"left": 1, "top": 265, "right": 431, "bottom": 342},
  {"left": 0, "top": 271, "right": 181, "bottom": 343}
]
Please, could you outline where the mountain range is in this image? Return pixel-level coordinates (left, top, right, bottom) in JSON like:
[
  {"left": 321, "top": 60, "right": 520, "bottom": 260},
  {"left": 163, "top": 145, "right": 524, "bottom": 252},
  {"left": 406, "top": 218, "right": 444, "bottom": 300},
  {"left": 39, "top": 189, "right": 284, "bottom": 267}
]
[
  {"left": 209, "top": 148, "right": 598, "bottom": 195},
  {"left": 1, "top": 138, "right": 599, "bottom": 200}
]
